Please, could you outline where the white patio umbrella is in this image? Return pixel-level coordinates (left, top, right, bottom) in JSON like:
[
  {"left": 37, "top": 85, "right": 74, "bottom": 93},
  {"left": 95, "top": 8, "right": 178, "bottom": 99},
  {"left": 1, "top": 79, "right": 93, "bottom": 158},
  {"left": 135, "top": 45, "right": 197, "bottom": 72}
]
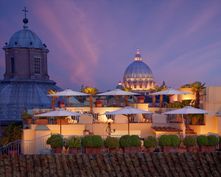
[
  {"left": 163, "top": 106, "right": 208, "bottom": 136},
  {"left": 150, "top": 88, "right": 191, "bottom": 96},
  {"left": 97, "top": 89, "right": 138, "bottom": 106},
  {"left": 48, "top": 89, "right": 89, "bottom": 97},
  {"left": 48, "top": 89, "right": 89, "bottom": 107},
  {"left": 35, "top": 109, "right": 81, "bottom": 134},
  {"left": 105, "top": 106, "right": 152, "bottom": 135},
  {"left": 150, "top": 88, "right": 191, "bottom": 107},
  {"left": 98, "top": 89, "right": 138, "bottom": 96}
]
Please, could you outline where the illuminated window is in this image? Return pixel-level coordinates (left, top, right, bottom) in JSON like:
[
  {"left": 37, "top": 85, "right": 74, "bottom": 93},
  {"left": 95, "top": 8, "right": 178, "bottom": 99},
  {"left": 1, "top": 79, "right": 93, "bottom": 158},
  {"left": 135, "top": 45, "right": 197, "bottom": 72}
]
[{"left": 34, "top": 57, "right": 41, "bottom": 74}]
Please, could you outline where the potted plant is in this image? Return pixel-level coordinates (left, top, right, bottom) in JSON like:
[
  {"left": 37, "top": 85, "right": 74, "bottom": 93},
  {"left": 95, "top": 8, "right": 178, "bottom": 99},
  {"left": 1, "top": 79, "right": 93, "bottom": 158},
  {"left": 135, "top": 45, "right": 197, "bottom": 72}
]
[
  {"left": 119, "top": 135, "right": 131, "bottom": 153},
  {"left": 170, "top": 135, "right": 181, "bottom": 150},
  {"left": 144, "top": 136, "right": 157, "bottom": 152},
  {"left": 183, "top": 136, "right": 197, "bottom": 152},
  {"left": 197, "top": 135, "right": 208, "bottom": 152},
  {"left": 159, "top": 135, "right": 171, "bottom": 152},
  {"left": 67, "top": 136, "right": 81, "bottom": 154},
  {"left": 137, "top": 96, "right": 145, "bottom": 103},
  {"left": 47, "top": 134, "right": 64, "bottom": 153},
  {"left": 159, "top": 135, "right": 180, "bottom": 152},
  {"left": 22, "top": 111, "right": 32, "bottom": 125},
  {"left": 119, "top": 135, "right": 141, "bottom": 153},
  {"left": 207, "top": 135, "right": 219, "bottom": 152},
  {"left": 95, "top": 99, "right": 103, "bottom": 107},
  {"left": 130, "top": 135, "right": 141, "bottom": 152},
  {"left": 59, "top": 101, "right": 65, "bottom": 108},
  {"left": 82, "top": 135, "right": 104, "bottom": 154},
  {"left": 104, "top": 137, "right": 120, "bottom": 153}
]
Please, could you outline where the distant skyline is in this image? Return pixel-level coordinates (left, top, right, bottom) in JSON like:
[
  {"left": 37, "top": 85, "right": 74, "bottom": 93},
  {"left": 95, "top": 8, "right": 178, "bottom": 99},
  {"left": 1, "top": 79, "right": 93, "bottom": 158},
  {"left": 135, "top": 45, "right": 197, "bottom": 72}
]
[{"left": 0, "top": 0, "right": 221, "bottom": 91}]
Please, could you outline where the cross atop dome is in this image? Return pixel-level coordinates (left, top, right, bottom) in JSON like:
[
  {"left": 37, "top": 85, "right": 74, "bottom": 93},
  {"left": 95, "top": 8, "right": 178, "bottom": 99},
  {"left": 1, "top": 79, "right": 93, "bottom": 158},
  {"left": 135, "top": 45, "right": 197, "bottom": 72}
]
[
  {"left": 22, "top": 7, "right": 28, "bottom": 18},
  {"left": 134, "top": 49, "right": 142, "bottom": 61},
  {"left": 22, "top": 7, "right": 29, "bottom": 28}
]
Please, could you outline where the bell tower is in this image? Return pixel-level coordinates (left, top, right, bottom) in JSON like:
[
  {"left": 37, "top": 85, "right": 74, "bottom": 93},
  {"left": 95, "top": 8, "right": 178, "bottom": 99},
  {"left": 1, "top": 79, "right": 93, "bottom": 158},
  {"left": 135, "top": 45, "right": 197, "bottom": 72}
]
[{"left": 3, "top": 7, "right": 49, "bottom": 81}]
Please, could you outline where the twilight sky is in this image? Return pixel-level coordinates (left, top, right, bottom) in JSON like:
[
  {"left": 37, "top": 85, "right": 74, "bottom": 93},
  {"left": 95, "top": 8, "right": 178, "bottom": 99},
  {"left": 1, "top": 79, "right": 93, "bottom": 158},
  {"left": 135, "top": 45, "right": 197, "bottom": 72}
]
[{"left": 0, "top": 0, "right": 221, "bottom": 91}]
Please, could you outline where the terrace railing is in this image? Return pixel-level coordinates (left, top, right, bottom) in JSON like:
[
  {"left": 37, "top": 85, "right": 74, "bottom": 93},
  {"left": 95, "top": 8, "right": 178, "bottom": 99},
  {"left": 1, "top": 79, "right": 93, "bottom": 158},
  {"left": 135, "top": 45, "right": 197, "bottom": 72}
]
[{"left": 0, "top": 140, "right": 21, "bottom": 156}]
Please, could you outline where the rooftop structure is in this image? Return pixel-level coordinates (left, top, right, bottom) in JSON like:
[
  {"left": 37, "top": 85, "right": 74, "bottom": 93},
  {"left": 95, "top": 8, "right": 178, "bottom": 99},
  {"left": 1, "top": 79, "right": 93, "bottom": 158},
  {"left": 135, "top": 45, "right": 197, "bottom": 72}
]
[{"left": 0, "top": 8, "right": 60, "bottom": 123}]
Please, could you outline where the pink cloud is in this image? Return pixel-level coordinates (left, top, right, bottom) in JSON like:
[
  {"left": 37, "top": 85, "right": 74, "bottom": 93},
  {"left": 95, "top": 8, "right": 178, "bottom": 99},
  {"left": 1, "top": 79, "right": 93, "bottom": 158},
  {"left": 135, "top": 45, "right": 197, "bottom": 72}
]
[{"left": 28, "top": 1, "right": 99, "bottom": 88}]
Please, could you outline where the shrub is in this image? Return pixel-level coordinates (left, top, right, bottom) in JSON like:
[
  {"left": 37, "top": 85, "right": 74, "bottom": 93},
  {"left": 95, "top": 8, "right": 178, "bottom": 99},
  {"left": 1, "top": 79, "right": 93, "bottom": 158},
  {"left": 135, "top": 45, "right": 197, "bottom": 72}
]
[
  {"left": 119, "top": 135, "right": 141, "bottom": 148},
  {"left": 158, "top": 135, "right": 181, "bottom": 147},
  {"left": 144, "top": 136, "right": 157, "bottom": 148},
  {"left": 67, "top": 136, "right": 81, "bottom": 148},
  {"left": 183, "top": 136, "right": 197, "bottom": 147},
  {"left": 119, "top": 135, "right": 131, "bottom": 148},
  {"left": 130, "top": 135, "right": 141, "bottom": 147},
  {"left": 197, "top": 135, "right": 208, "bottom": 146},
  {"left": 207, "top": 135, "right": 219, "bottom": 146},
  {"left": 159, "top": 135, "right": 171, "bottom": 147},
  {"left": 104, "top": 137, "right": 119, "bottom": 148},
  {"left": 82, "top": 135, "right": 103, "bottom": 148},
  {"left": 47, "top": 134, "right": 64, "bottom": 149},
  {"left": 0, "top": 124, "right": 22, "bottom": 146},
  {"left": 22, "top": 111, "right": 32, "bottom": 120},
  {"left": 170, "top": 135, "right": 181, "bottom": 147}
]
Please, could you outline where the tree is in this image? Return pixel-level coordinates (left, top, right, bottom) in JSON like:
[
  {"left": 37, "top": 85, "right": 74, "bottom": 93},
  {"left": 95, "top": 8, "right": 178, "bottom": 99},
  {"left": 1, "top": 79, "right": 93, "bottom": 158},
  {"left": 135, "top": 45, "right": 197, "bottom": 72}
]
[
  {"left": 191, "top": 81, "right": 205, "bottom": 108},
  {"left": 0, "top": 124, "right": 22, "bottom": 146},
  {"left": 81, "top": 86, "right": 98, "bottom": 112}
]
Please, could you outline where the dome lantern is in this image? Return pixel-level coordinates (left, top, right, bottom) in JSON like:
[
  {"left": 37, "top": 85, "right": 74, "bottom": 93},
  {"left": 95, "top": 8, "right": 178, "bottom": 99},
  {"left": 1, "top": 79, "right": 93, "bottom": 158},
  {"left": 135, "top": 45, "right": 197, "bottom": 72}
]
[{"left": 134, "top": 49, "right": 142, "bottom": 61}]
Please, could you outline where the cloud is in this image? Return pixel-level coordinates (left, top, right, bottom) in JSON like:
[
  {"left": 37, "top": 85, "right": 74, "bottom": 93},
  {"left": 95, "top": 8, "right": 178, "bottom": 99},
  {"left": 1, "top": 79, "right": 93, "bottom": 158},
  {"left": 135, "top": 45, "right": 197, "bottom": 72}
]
[{"left": 28, "top": 1, "right": 99, "bottom": 88}]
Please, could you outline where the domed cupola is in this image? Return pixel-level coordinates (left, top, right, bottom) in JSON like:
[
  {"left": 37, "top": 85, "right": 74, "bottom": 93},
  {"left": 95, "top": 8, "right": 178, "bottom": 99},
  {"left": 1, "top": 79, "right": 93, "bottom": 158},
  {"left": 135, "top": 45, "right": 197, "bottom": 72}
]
[
  {"left": 123, "top": 50, "right": 155, "bottom": 91},
  {"left": 6, "top": 29, "right": 45, "bottom": 49},
  {"left": 4, "top": 9, "right": 47, "bottom": 50}
]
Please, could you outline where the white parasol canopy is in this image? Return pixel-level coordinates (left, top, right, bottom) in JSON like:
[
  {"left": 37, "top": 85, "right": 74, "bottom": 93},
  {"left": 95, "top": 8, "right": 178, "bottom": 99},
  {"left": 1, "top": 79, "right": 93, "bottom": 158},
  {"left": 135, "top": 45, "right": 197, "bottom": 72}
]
[
  {"left": 97, "top": 89, "right": 138, "bottom": 96},
  {"left": 48, "top": 89, "right": 89, "bottom": 97},
  {"left": 163, "top": 106, "right": 207, "bottom": 136},
  {"left": 35, "top": 109, "right": 81, "bottom": 134},
  {"left": 34, "top": 109, "right": 81, "bottom": 117},
  {"left": 105, "top": 106, "right": 152, "bottom": 135},
  {"left": 105, "top": 106, "right": 152, "bottom": 115},
  {"left": 150, "top": 88, "right": 191, "bottom": 95},
  {"left": 163, "top": 106, "right": 208, "bottom": 115}
]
